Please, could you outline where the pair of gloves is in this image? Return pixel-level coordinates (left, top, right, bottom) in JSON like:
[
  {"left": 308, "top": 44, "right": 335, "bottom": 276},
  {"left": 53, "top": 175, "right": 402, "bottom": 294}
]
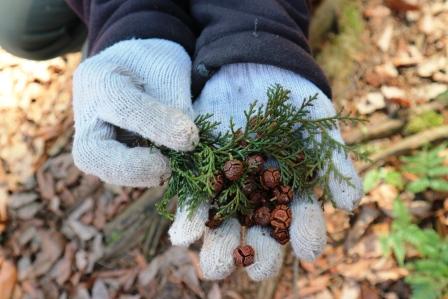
[{"left": 72, "top": 39, "right": 362, "bottom": 281}]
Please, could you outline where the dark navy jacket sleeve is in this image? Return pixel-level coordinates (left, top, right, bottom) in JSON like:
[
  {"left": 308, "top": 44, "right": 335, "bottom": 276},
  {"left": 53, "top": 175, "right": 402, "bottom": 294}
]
[
  {"left": 190, "top": 0, "right": 331, "bottom": 98},
  {"left": 65, "top": 0, "right": 197, "bottom": 56},
  {"left": 65, "top": 0, "right": 331, "bottom": 98}
]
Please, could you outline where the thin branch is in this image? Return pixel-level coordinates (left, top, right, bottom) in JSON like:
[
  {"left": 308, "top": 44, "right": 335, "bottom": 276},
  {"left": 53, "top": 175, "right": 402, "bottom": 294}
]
[{"left": 359, "top": 125, "right": 448, "bottom": 172}]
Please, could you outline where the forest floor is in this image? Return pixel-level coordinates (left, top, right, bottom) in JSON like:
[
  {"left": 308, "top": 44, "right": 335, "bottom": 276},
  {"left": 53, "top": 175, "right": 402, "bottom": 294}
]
[{"left": 0, "top": 0, "right": 447, "bottom": 298}]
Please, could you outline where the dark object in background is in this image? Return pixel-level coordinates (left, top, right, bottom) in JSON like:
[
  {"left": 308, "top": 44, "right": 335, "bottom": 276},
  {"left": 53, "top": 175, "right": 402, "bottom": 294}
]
[
  {"left": 116, "top": 128, "right": 149, "bottom": 148},
  {"left": 205, "top": 209, "right": 224, "bottom": 229},
  {"left": 0, "top": 0, "right": 86, "bottom": 60}
]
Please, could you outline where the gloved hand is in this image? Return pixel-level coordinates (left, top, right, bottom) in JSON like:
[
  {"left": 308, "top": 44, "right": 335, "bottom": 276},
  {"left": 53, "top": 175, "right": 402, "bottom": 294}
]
[
  {"left": 168, "top": 63, "right": 363, "bottom": 281},
  {"left": 72, "top": 39, "right": 199, "bottom": 187}
]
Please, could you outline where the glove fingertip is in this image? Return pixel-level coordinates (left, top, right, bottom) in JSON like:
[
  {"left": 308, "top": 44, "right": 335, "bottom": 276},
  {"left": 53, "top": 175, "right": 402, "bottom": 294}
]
[
  {"left": 168, "top": 203, "right": 208, "bottom": 246},
  {"left": 245, "top": 226, "right": 284, "bottom": 281},
  {"left": 290, "top": 196, "right": 327, "bottom": 261},
  {"left": 199, "top": 219, "right": 240, "bottom": 280},
  {"left": 149, "top": 108, "right": 199, "bottom": 152},
  {"left": 329, "top": 159, "right": 364, "bottom": 212}
]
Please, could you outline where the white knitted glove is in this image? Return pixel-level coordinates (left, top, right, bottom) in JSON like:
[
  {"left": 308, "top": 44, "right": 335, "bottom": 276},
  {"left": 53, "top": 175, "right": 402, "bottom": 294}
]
[
  {"left": 72, "top": 39, "right": 199, "bottom": 187},
  {"left": 168, "top": 63, "right": 363, "bottom": 281}
]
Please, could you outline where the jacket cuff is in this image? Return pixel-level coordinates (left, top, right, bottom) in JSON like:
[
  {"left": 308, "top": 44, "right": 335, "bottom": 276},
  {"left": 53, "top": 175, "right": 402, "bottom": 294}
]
[{"left": 89, "top": 12, "right": 196, "bottom": 56}]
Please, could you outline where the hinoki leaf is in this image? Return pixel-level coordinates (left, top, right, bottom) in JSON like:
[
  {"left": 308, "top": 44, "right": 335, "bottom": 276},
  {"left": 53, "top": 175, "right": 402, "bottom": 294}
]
[{"left": 152, "top": 85, "right": 366, "bottom": 219}]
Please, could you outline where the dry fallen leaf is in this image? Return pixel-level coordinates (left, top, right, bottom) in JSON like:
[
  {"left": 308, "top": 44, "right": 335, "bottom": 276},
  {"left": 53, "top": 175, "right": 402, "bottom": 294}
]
[
  {"left": 51, "top": 242, "right": 76, "bottom": 285},
  {"left": 36, "top": 168, "right": 55, "bottom": 201},
  {"left": 377, "top": 24, "right": 394, "bottom": 52},
  {"left": 75, "top": 250, "right": 89, "bottom": 273},
  {"left": 345, "top": 205, "right": 380, "bottom": 251},
  {"left": 417, "top": 56, "right": 447, "bottom": 77},
  {"left": 74, "top": 287, "right": 91, "bottom": 299},
  {"left": 340, "top": 280, "right": 361, "bottom": 299},
  {"left": 349, "top": 233, "right": 384, "bottom": 259},
  {"left": 208, "top": 283, "right": 222, "bottom": 299},
  {"left": 0, "top": 259, "right": 17, "bottom": 299},
  {"left": 7, "top": 192, "right": 38, "bottom": 209},
  {"left": 361, "top": 281, "right": 381, "bottom": 299},
  {"left": 138, "top": 246, "right": 204, "bottom": 298},
  {"left": 369, "top": 184, "right": 399, "bottom": 215},
  {"left": 375, "top": 63, "right": 398, "bottom": 78},
  {"left": 0, "top": 189, "right": 8, "bottom": 233},
  {"left": 392, "top": 45, "right": 423, "bottom": 66},
  {"left": 411, "top": 83, "right": 447, "bottom": 101},
  {"left": 409, "top": 200, "right": 432, "bottom": 219},
  {"left": 381, "top": 86, "right": 406, "bottom": 100},
  {"left": 68, "top": 220, "right": 98, "bottom": 241},
  {"left": 435, "top": 198, "right": 448, "bottom": 237},
  {"left": 364, "top": 5, "right": 391, "bottom": 18},
  {"left": 312, "top": 289, "right": 333, "bottom": 299},
  {"left": 385, "top": 0, "right": 419, "bottom": 12},
  {"left": 92, "top": 279, "right": 109, "bottom": 299},
  {"left": 15, "top": 202, "right": 43, "bottom": 220},
  {"left": 32, "top": 230, "right": 65, "bottom": 277},
  {"left": 357, "top": 93, "right": 386, "bottom": 115},
  {"left": 433, "top": 72, "right": 448, "bottom": 84},
  {"left": 118, "top": 295, "right": 141, "bottom": 299},
  {"left": 298, "top": 275, "right": 330, "bottom": 297}
]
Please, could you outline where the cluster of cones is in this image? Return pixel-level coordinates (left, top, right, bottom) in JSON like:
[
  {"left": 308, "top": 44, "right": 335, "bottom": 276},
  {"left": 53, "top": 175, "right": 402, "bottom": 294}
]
[{"left": 205, "top": 154, "right": 295, "bottom": 267}]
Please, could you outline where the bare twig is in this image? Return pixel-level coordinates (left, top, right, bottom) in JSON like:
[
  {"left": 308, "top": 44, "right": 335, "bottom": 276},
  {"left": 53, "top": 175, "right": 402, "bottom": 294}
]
[
  {"left": 346, "top": 99, "right": 448, "bottom": 145},
  {"left": 101, "top": 186, "right": 167, "bottom": 263},
  {"left": 359, "top": 125, "right": 448, "bottom": 172},
  {"left": 344, "top": 118, "right": 405, "bottom": 145}
]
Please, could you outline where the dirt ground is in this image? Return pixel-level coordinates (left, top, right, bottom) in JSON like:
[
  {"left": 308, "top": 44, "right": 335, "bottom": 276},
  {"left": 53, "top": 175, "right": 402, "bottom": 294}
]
[{"left": 0, "top": 0, "right": 447, "bottom": 298}]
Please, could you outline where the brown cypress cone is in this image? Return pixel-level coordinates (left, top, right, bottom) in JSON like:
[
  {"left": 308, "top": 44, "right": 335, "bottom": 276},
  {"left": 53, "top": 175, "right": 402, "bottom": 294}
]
[
  {"left": 238, "top": 211, "right": 255, "bottom": 227},
  {"left": 260, "top": 168, "right": 281, "bottom": 189},
  {"left": 212, "top": 173, "right": 225, "bottom": 194},
  {"left": 223, "top": 159, "right": 244, "bottom": 181},
  {"left": 273, "top": 185, "right": 294, "bottom": 204},
  {"left": 233, "top": 245, "right": 255, "bottom": 267},
  {"left": 241, "top": 177, "right": 257, "bottom": 196},
  {"left": 248, "top": 191, "right": 267, "bottom": 206},
  {"left": 254, "top": 206, "right": 271, "bottom": 226},
  {"left": 271, "top": 228, "right": 290, "bottom": 245},
  {"left": 270, "top": 205, "right": 292, "bottom": 229},
  {"left": 205, "top": 209, "right": 223, "bottom": 229},
  {"left": 246, "top": 154, "right": 265, "bottom": 173}
]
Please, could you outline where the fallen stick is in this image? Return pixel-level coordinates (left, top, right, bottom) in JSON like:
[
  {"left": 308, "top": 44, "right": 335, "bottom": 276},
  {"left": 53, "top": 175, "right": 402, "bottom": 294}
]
[
  {"left": 346, "top": 99, "right": 448, "bottom": 145},
  {"left": 101, "top": 186, "right": 168, "bottom": 263},
  {"left": 344, "top": 118, "right": 405, "bottom": 145},
  {"left": 359, "top": 125, "right": 448, "bottom": 172}
]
